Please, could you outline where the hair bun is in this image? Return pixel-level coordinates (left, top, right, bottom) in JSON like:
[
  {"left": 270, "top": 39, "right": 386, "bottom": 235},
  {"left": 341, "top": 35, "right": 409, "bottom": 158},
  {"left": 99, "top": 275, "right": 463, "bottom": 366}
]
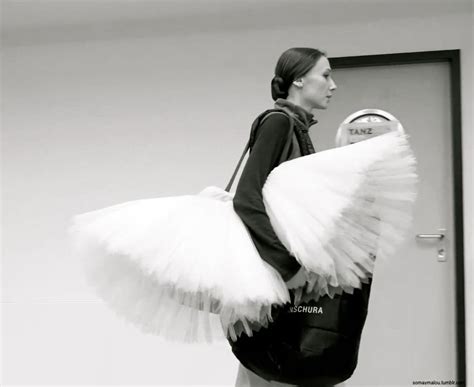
[
  {"left": 273, "top": 76, "right": 284, "bottom": 85},
  {"left": 271, "top": 75, "right": 289, "bottom": 101}
]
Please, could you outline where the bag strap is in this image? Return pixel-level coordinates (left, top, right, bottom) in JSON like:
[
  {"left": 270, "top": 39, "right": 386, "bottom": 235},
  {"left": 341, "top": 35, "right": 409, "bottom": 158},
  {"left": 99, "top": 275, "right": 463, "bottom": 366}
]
[{"left": 225, "top": 109, "right": 295, "bottom": 192}]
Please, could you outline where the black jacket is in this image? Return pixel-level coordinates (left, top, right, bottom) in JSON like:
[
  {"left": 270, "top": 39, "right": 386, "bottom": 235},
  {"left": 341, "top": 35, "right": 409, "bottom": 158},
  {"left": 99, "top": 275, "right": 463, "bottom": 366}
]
[{"left": 232, "top": 98, "right": 318, "bottom": 281}]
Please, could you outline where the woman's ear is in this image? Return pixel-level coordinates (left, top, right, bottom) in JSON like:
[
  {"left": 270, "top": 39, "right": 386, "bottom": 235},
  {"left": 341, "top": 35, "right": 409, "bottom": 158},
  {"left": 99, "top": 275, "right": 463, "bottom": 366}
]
[{"left": 292, "top": 79, "right": 304, "bottom": 88}]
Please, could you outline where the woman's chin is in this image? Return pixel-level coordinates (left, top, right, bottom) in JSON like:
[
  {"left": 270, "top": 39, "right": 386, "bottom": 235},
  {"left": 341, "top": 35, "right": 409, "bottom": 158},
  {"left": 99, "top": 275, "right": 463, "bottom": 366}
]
[
  {"left": 313, "top": 104, "right": 328, "bottom": 110},
  {"left": 310, "top": 99, "right": 331, "bottom": 110}
]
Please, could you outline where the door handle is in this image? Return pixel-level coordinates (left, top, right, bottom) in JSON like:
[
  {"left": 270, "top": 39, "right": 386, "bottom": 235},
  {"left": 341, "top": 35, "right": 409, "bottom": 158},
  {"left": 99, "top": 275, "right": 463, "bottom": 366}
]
[
  {"left": 416, "top": 228, "right": 447, "bottom": 262},
  {"left": 416, "top": 233, "right": 445, "bottom": 239}
]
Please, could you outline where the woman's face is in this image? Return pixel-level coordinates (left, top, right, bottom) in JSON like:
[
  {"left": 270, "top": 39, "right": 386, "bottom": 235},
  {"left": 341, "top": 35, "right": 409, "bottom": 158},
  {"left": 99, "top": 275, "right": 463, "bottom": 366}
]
[{"left": 299, "top": 56, "right": 337, "bottom": 110}]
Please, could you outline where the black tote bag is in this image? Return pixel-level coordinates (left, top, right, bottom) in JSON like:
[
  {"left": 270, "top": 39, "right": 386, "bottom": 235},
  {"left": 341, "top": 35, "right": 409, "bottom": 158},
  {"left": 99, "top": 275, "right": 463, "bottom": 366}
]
[
  {"left": 229, "top": 280, "right": 372, "bottom": 386},
  {"left": 225, "top": 109, "right": 374, "bottom": 385}
]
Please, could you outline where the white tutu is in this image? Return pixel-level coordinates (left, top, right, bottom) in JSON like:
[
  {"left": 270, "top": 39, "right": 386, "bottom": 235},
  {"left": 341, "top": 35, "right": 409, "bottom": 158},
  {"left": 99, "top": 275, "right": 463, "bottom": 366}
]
[
  {"left": 69, "top": 130, "right": 417, "bottom": 343},
  {"left": 69, "top": 187, "right": 290, "bottom": 343},
  {"left": 263, "top": 130, "right": 417, "bottom": 302}
]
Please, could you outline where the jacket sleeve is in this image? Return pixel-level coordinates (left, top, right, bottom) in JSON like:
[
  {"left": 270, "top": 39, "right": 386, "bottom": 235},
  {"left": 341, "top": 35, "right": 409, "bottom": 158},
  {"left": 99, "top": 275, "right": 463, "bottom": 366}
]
[{"left": 233, "top": 113, "right": 301, "bottom": 282}]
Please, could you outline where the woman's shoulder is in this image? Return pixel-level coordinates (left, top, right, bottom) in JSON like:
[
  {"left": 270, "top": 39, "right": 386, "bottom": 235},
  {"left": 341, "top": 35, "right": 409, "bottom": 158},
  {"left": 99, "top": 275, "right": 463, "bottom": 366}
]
[
  {"left": 261, "top": 110, "right": 291, "bottom": 124},
  {"left": 257, "top": 110, "right": 292, "bottom": 137},
  {"left": 249, "top": 110, "right": 293, "bottom": 151},
  {"left": 252, "top": 109, "right": 292, "bottom": 136}
]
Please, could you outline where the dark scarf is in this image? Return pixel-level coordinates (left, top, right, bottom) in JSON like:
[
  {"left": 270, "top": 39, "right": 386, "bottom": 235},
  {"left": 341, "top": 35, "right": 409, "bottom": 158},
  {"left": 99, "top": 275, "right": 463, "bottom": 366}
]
[{"left": 274, "top": 98, "right": 317, "bottom": 155}]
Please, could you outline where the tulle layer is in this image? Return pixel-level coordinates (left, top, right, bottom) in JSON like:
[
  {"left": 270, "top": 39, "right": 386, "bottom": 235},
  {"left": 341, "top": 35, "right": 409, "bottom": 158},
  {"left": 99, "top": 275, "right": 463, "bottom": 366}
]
[
  {"left": 69, "top": 186, "right": 290, "bottom": 343},
  {"left": 263, "top": 130, "right": 418, "bottom": 299}
]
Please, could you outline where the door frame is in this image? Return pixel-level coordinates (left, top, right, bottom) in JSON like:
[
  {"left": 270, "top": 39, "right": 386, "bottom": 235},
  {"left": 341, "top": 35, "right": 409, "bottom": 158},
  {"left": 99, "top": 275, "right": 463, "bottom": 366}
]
[{"left": 329, "top": 49, "right": 465, "bottom": 383}]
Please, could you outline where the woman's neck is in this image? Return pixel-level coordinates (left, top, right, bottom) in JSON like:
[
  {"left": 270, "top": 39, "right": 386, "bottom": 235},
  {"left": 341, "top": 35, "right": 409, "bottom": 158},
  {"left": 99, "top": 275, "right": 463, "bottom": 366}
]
[
  {"left": 275, "top": 98, "right": 316, "bottom": 127},
  {"left": 285, "top": 96, "right": 312, "bottom": 115}
]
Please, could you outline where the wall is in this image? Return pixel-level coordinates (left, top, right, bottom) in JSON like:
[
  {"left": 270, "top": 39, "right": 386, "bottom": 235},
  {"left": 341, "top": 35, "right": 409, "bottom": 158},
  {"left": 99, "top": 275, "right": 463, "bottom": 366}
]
[{"left": 2, "top": 1, "right": 472, "bottom": 385}]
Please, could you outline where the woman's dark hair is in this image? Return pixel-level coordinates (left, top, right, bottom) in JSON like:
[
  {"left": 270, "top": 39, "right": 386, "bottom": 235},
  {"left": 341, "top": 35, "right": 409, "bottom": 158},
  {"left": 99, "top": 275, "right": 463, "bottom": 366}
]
[{"left": 271, "top": 47, "right": 327, "bottom": 101}]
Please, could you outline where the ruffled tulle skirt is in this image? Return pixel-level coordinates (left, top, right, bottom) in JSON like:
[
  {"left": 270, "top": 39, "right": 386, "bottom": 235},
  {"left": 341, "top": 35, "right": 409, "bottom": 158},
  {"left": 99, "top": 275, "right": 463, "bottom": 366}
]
[{"left": 68, "top": 130, "right": 417, "bottom": 343}]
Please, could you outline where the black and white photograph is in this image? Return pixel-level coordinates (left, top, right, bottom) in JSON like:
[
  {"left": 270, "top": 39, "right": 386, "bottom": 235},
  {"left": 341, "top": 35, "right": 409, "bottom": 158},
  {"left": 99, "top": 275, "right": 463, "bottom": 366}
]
[{"left": 1, "top": 1, "right": 472, "bottom": 386}]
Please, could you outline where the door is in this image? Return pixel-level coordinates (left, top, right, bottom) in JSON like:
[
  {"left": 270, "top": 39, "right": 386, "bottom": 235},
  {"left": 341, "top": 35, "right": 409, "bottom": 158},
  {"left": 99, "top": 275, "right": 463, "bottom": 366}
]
[{"left": 312, "top": 61, "right": 458, "bottom": 386}]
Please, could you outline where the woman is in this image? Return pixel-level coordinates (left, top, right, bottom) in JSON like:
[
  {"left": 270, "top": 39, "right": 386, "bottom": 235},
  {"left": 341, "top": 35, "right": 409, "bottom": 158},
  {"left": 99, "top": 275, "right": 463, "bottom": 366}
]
[{"left": 231, "top": 47, "right": 345, "bottom": 386}]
